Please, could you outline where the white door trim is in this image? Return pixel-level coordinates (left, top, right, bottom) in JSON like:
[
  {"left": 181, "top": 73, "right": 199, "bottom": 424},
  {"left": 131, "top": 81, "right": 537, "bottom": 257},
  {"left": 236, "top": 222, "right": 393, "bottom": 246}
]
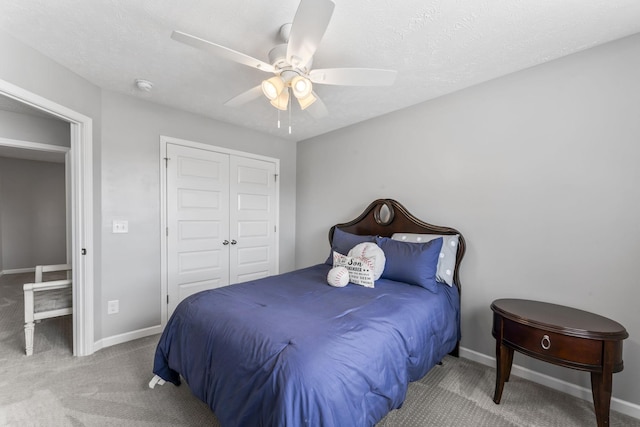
[
  {"left": 0, "top": 78, "right": 95, "bottom": 356},
  {"left": 159, "top": 135, "right": 280, "bottom": 327}
]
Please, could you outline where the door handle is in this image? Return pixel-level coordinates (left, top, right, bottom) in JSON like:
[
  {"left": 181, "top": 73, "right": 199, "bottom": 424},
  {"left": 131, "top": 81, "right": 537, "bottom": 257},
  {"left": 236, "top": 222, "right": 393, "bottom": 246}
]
[
  {"left": 231, "top": 240, "right": 237, "bottom": 245},
  {"left": 223, "top": 240, "right": 229, "bottom": 245}
]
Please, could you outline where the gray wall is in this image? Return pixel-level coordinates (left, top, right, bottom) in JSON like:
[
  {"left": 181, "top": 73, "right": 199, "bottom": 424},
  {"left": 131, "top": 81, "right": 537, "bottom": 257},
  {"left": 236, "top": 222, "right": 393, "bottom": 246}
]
[
  {"left": 100, "top": 90, "right": 296, "bottom": 338},
  {"left": 0, "top": 30, "right": 104, "bottom": 336},
  {"left": 296, "top": 34, "right": 640, "bottom": 406},
  {"left": 0, "top": 110, "right": 70, "bottom": 273},
  {"left": 0, "top": 173, "right": 3, "bottom": 272},
  {"left": 0, "top": 157, "right": 67, "bottom": 270},
  {"left": 0, "top": 109, "right": 70, "bottom": 147}
]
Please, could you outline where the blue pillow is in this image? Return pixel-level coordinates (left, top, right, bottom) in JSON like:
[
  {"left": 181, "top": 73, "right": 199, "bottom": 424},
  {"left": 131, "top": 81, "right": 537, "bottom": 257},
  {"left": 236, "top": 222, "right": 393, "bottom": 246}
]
[
  {"left": 325, "top": 228, "right": 376, "bottom": 265},
  {"left": 376, "top": 236, "right": 443, "bottom": 292}
]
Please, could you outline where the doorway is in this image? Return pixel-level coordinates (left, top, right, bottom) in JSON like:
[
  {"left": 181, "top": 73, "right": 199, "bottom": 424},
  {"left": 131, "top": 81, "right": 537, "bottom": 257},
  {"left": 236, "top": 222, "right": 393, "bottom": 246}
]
[
  {"left": 0, "top": 79, "right": 94, "bottom": 356},
  {"left": 0, "top": 138, "right": 69, "bottom": 353}
]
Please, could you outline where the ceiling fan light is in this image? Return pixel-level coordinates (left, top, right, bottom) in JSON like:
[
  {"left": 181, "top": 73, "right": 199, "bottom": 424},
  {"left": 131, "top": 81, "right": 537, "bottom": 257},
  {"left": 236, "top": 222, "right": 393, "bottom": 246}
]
[
  {"left": 291, "top": 76, "right": 312, "bottom": 99},
  {"left": 270, "top": 88, "right": 289, "bottom": 111},
  {"left": 296, "top": 92, "right": 317, "bottom": 110},
  {"left": 261, "top": 76, "right": 285, "bottom": 100}
]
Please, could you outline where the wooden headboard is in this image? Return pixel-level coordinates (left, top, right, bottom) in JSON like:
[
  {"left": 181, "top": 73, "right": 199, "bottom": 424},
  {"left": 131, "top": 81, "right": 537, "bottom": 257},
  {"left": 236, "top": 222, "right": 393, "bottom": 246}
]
[{"left": 329, "top": 198, "right": 466, "bottom": 292}]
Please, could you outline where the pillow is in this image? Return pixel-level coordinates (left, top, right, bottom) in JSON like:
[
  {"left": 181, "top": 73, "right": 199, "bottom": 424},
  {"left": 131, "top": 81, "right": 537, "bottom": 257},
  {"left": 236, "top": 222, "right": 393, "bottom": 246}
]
[
  {"left": 376, "top": 236, "right": 443, "bottom": 292},
  {"left": 333, "top": 251, "right": 375, "bottom": 288},
  {"left": 327, "top": 266, "right": 349, "bottom": 287},
  {"left": 348, "top": 242, "right": 386, "bottom": 280},
  {"left": 325, "top": 228, "right": 376, "bottom": 265},
  {"left": 392, "top": 233, "right": 459, "bottom": 286}
]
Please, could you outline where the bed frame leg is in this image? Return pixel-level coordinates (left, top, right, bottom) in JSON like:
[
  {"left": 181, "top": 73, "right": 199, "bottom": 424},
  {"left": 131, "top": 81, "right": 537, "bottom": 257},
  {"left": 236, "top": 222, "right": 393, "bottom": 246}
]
[
  {"left": 24, "top": 322, "right": 35, "bottom": 356},
  {"left": 148, "top": 374, "right": 166, "bottom": 389},
  {"left": 449, "top": 341, "right": 460, "bottom": 358}
]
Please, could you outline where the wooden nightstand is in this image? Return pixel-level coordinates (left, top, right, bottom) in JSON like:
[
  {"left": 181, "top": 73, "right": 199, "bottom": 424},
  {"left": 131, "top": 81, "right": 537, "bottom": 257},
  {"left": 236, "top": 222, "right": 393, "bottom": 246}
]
[{"left": 491, "top": 299, "right": 628, "bottom": 427}]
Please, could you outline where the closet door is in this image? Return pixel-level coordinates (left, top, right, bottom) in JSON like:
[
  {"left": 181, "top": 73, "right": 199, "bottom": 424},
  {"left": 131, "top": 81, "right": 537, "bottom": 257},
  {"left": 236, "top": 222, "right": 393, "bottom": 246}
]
[
  {"left": 166, "top": 143, "right": 230, "bottom": 315},
  {"left": 229, "top": 155, "right": 277, "bottom": 284}
]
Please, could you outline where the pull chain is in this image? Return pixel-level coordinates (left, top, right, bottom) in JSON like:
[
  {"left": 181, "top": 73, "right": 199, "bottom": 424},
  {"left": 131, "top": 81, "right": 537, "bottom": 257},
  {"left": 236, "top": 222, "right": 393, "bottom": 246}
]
[{"left": 288, "top": 89, "right": 292, "bottom": 135}]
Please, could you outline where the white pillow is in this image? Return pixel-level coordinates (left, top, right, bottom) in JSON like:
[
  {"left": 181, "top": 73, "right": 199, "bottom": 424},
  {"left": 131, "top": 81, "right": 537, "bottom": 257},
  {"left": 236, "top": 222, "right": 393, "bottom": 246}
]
[
  {"left": 391, "top": 233, "right": 459, "bottom": 287},
  {"left": 347, "top": 242, "right": 386, "bottom": 280},
  {"left": 333, "top": 251, "right": 375, "bottom": 288},
  {"left": 327, "top": 266, "right": 349, "bottom": 287}
]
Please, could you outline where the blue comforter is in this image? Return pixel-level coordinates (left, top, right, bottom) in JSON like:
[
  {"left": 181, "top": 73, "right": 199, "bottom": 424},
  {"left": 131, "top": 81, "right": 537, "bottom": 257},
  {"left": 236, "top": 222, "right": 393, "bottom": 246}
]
[{"left": 153, "top": 264, "right": 460, "bottom": 427}]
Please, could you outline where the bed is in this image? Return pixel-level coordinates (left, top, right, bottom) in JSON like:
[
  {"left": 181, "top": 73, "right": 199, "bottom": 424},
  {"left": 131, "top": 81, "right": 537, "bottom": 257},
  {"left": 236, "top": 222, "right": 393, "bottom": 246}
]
[{"left": 152, "top": 199, "right": 466, "bottom": 426}]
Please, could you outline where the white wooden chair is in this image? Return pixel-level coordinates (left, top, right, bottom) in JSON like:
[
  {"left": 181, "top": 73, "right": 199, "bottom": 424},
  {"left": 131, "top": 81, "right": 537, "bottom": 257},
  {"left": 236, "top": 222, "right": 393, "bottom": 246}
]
[{"left": 23, "top": 264, "right": 72, "bottom": 356}]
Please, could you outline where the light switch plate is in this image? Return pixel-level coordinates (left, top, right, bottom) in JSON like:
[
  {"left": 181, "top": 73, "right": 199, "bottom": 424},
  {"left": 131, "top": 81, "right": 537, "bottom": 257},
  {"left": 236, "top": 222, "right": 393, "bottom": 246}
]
[{"left": 112, "top": 220, "right": 128, "bottom": 233}]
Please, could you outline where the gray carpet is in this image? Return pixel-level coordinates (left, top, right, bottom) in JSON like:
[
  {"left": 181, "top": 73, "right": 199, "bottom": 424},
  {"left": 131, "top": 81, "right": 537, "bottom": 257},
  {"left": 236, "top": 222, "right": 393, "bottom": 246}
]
[{"left": 1, "top": 272, "right": 638, "bottom": 426}]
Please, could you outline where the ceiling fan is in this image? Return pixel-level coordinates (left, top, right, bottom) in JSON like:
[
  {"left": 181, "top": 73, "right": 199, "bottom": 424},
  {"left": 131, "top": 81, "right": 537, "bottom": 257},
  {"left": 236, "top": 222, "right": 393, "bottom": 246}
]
[{"left": 171, "top": 0, "right": 397, "bottom": 119}]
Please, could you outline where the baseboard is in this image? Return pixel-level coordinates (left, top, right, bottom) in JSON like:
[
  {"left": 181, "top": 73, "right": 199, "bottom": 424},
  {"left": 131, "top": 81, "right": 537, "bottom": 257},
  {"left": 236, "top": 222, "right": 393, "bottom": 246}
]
[
  {"left": 460, "top": 346, "right": 640, "bottom": 421},
  {"left": 93, "top": 325, "right": 162, "bottom": 352},
  {"left": 1, "top": 267, "right": 36, "bottom": 275}
]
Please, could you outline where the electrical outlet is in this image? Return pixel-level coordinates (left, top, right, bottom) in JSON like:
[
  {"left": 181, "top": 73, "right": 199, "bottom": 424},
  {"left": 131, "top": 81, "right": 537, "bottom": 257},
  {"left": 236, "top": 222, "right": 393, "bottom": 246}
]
[
  {"left": 112, "top": 220, "right": 128, "bottom": 233},
  {"left": 107, "top": 300, "right": 119, "bottom": 314}
]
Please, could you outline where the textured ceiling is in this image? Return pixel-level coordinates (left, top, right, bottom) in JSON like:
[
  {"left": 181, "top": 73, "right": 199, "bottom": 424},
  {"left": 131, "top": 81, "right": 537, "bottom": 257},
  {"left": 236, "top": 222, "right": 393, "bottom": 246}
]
[{"left": 1, "top": 0, "right": 640, "bottom": 141}]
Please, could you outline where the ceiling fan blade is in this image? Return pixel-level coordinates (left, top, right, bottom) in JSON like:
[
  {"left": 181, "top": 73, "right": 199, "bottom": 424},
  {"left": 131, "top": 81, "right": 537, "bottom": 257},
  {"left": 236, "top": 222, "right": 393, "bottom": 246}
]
[
  {"left": 309, "top": 68, "right": 397, "bottom": 86},
  {"left": 305, "top": 92, "right": 328, "bottom": 119},
  {"left": 224, "top": 85, "right": 264, "bottom": 107},
  {"left": 172, "top": 30, "right": 275, "bottom": 73},
  {"left": 286, "top": 0, "right": 335, "bottom": 68}
]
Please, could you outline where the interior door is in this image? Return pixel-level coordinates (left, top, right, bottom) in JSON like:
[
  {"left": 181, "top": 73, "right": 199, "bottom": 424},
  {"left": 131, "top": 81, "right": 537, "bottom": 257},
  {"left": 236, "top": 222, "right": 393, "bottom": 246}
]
[
  {"left": 166, "top": 143, "right": 229, "bottom": 315},
  {"left": 229, "top": 155, "right": 277, "bottom": 284}
]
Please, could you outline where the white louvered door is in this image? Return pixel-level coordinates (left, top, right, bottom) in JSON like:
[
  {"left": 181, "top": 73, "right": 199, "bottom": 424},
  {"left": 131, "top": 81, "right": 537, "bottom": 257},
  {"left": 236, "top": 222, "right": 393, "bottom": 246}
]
[{"left": 166, "top": 142, "right": 278, "bottom": 318}]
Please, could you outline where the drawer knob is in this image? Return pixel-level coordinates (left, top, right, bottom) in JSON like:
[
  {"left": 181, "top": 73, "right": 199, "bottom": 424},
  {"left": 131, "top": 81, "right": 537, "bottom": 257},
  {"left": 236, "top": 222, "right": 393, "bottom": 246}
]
[{"left": 541, "top": 335, "right": 551, "bottom": 350}]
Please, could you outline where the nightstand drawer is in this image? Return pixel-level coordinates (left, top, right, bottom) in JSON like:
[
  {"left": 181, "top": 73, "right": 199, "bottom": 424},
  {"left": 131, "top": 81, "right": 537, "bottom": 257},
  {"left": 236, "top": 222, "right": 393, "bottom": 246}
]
[{"left": 502, "top": 318, "right": 603, "bottom": 367}]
